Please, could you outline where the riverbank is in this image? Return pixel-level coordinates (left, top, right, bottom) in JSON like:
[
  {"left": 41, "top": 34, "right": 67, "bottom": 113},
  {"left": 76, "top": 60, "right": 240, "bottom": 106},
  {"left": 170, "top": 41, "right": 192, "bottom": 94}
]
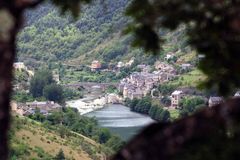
[
  {"left": 66, "top": 93, "right": 123, "bottom": 115},
  {"left": 66, "top": 97, "right": 107, "bottom": 115}
]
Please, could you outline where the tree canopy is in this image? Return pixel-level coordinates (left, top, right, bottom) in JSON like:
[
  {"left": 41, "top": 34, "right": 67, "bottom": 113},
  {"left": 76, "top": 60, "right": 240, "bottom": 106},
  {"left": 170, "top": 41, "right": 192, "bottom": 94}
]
[
  {"left": 30, "top": 69, "right": 55, "bottom": 97},
  {"left": 43, "top": 84, "right": 64, "bottom": 104},
  {"left": 179, "top": 96, "right": 206, "bottom": 117}
]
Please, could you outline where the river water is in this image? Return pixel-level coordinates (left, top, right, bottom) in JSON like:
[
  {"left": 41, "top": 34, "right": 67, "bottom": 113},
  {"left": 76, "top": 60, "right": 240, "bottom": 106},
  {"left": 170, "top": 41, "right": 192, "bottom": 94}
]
[{"left": 85, "top": 104, "right": 155, "bottom": 141}]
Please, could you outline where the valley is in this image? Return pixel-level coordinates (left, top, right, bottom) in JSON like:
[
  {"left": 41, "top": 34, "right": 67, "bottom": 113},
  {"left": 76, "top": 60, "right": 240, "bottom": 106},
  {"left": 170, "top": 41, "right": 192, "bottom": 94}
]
[{"left": 11, "top": 0, "right": 219, "bottom": 159}]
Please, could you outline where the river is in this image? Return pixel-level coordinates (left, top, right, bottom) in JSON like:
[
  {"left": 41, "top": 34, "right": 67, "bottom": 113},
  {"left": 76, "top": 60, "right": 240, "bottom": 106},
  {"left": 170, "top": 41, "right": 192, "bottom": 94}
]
[{"left": 85, "top": 104, "right": 155, "bottom": 141}]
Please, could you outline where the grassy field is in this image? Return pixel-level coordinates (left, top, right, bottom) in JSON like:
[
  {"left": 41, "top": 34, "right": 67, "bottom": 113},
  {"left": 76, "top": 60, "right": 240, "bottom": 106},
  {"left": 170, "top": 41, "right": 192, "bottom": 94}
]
[
  {"left": 169, "top": 69, "right": 205, "bottom": 87},
  {"left": 11, "top": 117, "right": 105, "bottom": 160},
  {"left": 62, "top": 70, "right": 119, "bottom": 84},
  {"left": 176, "top": 51, "right": 196, "bottom": 64}
]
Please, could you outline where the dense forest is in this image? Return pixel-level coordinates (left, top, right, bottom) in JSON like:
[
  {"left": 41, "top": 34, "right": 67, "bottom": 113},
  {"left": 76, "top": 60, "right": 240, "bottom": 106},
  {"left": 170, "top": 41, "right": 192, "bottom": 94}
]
[{"left": 17, "top": 0, "right": 188, "bottom": 69}]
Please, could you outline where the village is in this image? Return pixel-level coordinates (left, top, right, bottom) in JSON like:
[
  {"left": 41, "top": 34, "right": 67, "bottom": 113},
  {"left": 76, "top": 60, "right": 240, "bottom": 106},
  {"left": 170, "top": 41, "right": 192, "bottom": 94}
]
[
  {"left": 11, "top": 56, "right": 240, "bottom": 118},
  {"left": 118, "top": 61, "right": 177, "bottom": 100},
  {"left": 114, "top": 57, "right": 240, "bottom": 110}
]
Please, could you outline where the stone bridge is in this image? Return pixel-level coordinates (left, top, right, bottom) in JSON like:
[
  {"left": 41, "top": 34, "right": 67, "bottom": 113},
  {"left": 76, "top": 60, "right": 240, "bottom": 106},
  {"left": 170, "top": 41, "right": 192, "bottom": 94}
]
[{"left": 64, "top": 82, "right": 119, "bottom": 91}]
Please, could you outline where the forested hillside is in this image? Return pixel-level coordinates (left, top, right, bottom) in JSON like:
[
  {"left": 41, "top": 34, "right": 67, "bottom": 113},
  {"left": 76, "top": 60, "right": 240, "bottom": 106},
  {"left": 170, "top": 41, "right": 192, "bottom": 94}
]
[{"left": 17, "top": 0, "right": 189, "bottom": 69}]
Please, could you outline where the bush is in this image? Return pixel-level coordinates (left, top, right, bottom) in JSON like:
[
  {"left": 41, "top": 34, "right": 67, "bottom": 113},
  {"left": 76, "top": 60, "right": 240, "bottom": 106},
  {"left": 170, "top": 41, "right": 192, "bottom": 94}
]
[{"left": 179, "top": 96, "right": 206, "bottom": 117}]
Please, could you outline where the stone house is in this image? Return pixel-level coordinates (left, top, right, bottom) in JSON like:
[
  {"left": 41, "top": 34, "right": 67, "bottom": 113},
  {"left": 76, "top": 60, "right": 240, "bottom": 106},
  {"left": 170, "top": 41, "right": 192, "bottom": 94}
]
[
  {"left": 145, "top": 78, "right": 155, "bottom": 90},
  {"left": 234, "top": 91, "right": 240, "bottom": 97},
  {"left": 91, "top": 60, "right": 102, "bottom": 71},
  {"left": 13, "top": 62, "right": 27, "bottom": 71},
  {"left": 208, "top": 97, "right": 223, "bottom": 107},
  {"left": 12, "top": 100, "right": 62, "bottom": 116},
  {"left": 164, "top": 54, "right": 174, "bottom": 61},
  {"left": 171, "top": 90, "right": 184, "bottom": 108},
  {"left": 129, "top": 88, "right": 144, "bottom": 100},
  {"left": 181, "top": 63, "right": 192, "bottom": 70}
]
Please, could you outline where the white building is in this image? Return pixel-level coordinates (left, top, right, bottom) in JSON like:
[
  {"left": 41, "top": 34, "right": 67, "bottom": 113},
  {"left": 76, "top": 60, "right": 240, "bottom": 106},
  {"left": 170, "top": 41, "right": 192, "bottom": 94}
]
[
  {"left": 208, "top": 97, "right": 223, "bottom": 107},
  {"left": 171, "top": 90, "right": 184, "bottom": 108},
  {"left": 234, "top": 91, "right": 240, "bottom": 97},
  {"left": 181, "top": 63, "right": 192, "bottom": 70},
  {"left": 117, "top": 61, "right": 124, "bottom": 68},
  {"left": 53, "top": 71, "right": 60, "bottom": 84},
  {"left": 164, "top": 54, "right": 174, "bottom": 61},
  {"left": 13, "top": 62, "right": 27, "bottom": 71}
]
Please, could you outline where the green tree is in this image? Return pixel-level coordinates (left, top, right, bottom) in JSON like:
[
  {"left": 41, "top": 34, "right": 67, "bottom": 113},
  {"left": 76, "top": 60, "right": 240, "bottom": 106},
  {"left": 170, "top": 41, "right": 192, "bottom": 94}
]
[
  {"left": 43, "top": 84, "right": 64, "bottom": 104},
  {"left": 58, "top": 125, "right": 69, "bottom": 138},
  {"left": 158, "top": 84, "right": 177, "bottom": 96},
  {"left": 160, "top": 110, "right": 170, "bottom": 122},
  {"left": 180, "top": 97, "right": 205, "bottom": 117},
  {"left": 148, "top": 105, "right": 158, "bottom": 119},
  {"left": 47, "top": 111, "right": 63, "bottom": 125},
  {"left": 161, "top": 96, "right": 171, "bottom": 106},
  {"left": 139, "top": 97, "right": 152, "bottom": 114},
  {"left": 106, "top": 135, "right": 125, "bottom": 152},
  {"left": 12, "top": 91, "right": 34, "bottom": 103},
  {"left": 98, "top": 128, "right": 111, "bottom": 144},
  {"left": 30, "top": 70, "right": 55, "bottom": 97},
  {"left": 129, "top": 98, "right": 139, "bottom": 111},
  {"left": 63, "top": 88, "right": 83, "bottom": 100},
  {"left": 29, "top": 108, "right": 46, "bottom": 122},
  {"left": 155, "top": 108, "right": 163, "bottom": 121}
]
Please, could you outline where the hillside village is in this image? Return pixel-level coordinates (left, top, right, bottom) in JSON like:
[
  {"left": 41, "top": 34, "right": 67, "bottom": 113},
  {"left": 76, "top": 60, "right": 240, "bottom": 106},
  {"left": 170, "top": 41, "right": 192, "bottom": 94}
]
[
  {"left": 15, "top": 37, "right": 240, "bottom": 116},
  {"left": 12, "top": 52, "right": 231, "bottom": 117},
  {"left": 11, "top": 100, "right": 62, "bottom": 116},
  {"left": 119, "top": 62, "right": 176, "bottom": 100}
]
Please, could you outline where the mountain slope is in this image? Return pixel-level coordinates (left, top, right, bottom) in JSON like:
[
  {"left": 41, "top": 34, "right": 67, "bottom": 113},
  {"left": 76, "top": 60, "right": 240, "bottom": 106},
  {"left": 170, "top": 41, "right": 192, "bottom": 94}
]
[
  {"left": 10, "top": 116, "right": 105, "bottom": 160},
  {"left": 17, "top": 0, "right": 189, "bottom": 69}
]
